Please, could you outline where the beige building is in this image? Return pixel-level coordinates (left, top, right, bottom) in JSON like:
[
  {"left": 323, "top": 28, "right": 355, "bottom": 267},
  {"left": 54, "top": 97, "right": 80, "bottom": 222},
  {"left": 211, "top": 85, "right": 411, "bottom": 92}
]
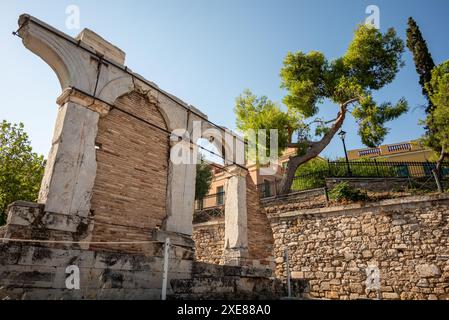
[
  {"left": 347, "top": 140, "right": 436, "bottom": 162},
  {"left": 198, "top": 147, "right": 303, "bottom": 209}
]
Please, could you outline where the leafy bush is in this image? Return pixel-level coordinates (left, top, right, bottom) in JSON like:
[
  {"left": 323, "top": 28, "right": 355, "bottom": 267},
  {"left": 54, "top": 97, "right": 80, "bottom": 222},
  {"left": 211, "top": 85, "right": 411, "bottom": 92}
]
[
  {"left": 328, "top": 157, "right": 397, "bottom": 177},
  {"left": 291, "top": 158, "right": 328, "bottom": 191},
  {"left": 0, "top": 121, "right": 46, "bottom": 225},
  {"left": 195, "top": 160, "right": 213, "bottom": 202},
  {"left": 329, "top": 182, "right": 369, "bottom": 203}
]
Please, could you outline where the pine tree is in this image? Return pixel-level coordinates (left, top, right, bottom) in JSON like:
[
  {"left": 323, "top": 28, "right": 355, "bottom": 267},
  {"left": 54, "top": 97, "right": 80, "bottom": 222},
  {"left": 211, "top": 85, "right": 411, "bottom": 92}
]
[{"left": 406, "top": 17, "right": 436, "bottom": 113}]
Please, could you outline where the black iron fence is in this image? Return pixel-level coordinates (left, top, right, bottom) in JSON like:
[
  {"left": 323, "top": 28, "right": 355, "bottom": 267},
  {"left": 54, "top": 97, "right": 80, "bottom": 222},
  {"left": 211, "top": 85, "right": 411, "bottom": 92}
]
[
  {"left": 258, "top": 161, "right": 449, "bottom": 199},
  {"left": 195, "top": 192, "right": 225, "bottom": 211},
  {"left": 327, "top": 160, "right": 449, "bottom": 179},
  {"left": 195, "top": 161, "right": 449, "bottom": 205}
]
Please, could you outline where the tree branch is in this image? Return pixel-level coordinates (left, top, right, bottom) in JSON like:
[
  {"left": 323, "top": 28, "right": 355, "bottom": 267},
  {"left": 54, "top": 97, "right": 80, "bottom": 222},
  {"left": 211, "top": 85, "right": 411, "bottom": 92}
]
[{"left": 279, "top": 97, "right": 359, "bottom": 195}]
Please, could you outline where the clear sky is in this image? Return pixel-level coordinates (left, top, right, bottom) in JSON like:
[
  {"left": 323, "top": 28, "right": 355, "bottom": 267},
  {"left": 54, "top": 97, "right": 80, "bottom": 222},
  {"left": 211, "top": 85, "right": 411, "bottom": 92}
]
[{"left": 1, "top": 0, "right": 448, "bottom": 160}]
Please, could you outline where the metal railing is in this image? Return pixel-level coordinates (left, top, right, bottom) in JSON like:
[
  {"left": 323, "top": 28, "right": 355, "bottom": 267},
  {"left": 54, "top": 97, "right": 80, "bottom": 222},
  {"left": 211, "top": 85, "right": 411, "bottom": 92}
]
[
  {"left": 327, "top": 160, "right": 449, "bottom": 179},
  {"left": 195, "top": 192, "right": 225, "bottom": 210},
  {"left": 257, "top": 161, "right": 449, "bottom": 199}
]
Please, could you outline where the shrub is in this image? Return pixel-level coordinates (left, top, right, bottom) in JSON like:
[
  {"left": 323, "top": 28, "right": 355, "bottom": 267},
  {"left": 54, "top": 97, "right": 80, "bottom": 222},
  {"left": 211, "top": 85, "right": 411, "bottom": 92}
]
[
  {"left": 329, "top": 182, "right": 369, "bottom": 203},
  {"left": 292, "top": 158, "right": 328, "bottom": 191}
]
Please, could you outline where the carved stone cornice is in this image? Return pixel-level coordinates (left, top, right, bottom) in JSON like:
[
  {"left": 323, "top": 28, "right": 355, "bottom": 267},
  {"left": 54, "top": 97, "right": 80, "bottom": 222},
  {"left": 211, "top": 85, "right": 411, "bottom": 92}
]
[
  {"left": 225, "top": 165, "right": 248, "bottom": 178},
  {"left": 56, "top": 88, "right": 110, "bottom": 117}
]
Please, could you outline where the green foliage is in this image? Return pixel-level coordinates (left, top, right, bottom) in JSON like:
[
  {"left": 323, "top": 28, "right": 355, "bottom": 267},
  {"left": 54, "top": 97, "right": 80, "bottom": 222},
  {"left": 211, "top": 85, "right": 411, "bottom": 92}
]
[
  {"left": 329, "top": 182, "right": 369, "bottom": 203},
  {"left": 406, "top": 17, "right": 435, "bottom": 113},
  {"left": 195, "top": 160, "right": 213, "bottom": 201},
  {"left": 291, "top": 158, "right": 399, "bottom": 192},
  {"left": 0, "top": 121, "right": 46, "bottom": 225},
  {"left": 424, "top": 61, "right": 449, "bottom": 153},
  {"left": 235, "top": 24, "right": 407, "bottom": 195},
  {"left": 328, "top": 158, "right": 398, "bottom": 177},
  {"left": 343, "top": 26, "right": 405, "bottom": 91},
  {"left": 353, "top": 96, "right": 408, "bottom": 147},
  {"left": 281, "top": 25, "right": 407, "bottom": 147},
  {"left": 291, "top": 158, "right": 328, "bottom": 191},
  {"left": 407, "top": 17, "right": 441, "bottom": 154},
  {"left": 234, "top": 89, "right": 299, "bottom": 161}
]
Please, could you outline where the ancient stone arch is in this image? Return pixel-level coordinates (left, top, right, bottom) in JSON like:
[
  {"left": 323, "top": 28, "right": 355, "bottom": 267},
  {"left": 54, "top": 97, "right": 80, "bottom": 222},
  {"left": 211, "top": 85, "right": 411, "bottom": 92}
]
[
  {"left": 10, "top": 14, "right": 273, "bottom": 265},
  {"left": 15, "top": 14, "right": 212, "bottom": 246}
]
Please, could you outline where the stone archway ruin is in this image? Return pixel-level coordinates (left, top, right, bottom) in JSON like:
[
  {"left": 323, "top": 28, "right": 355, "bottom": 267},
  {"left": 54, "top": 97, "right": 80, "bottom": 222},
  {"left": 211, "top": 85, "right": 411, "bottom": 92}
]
[
  {"left": 16, "top": 14, "right": 204, "bottom": 243},
  {"left": 0, "top": 14, "right": 284, "bottom": 300}
]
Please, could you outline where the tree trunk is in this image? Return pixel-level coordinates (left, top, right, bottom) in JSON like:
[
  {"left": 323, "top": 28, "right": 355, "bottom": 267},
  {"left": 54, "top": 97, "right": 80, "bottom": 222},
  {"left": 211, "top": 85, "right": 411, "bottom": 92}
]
[
  {"left": 435, "top": 147, "right": 447, "bottom": 178},
  {"left": 278, "top": 99, "right": 357, "bottom": 195}
]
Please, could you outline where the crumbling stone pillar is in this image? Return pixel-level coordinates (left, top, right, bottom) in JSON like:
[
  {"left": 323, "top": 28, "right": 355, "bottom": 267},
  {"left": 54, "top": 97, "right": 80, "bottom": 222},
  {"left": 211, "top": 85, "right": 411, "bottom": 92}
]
[
  {"left": 164, "top": 141, "right": 196, "bottom": 236},
  {"left": 221, "top": 165, "right": 249, "bottom": 265},
  {"left": 38, "top": 89, "right": 109, "bottom": 232}
]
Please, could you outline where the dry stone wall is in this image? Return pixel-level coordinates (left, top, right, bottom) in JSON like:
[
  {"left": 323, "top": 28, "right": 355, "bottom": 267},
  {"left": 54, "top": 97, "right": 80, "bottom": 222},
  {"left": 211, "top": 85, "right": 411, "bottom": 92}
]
[
  {"left": 271, "top": 194, "right": 449, "bottom": 300},
  {"left": 192, "top": 221, "right": 225, "bottom": 265},
  {"left": 193, "top": 194, "right": 449, "bottom": 300}
]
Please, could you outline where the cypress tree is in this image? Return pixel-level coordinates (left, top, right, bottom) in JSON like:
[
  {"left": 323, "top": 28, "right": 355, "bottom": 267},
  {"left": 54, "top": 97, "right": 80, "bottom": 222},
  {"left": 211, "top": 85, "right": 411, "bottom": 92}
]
[{"left": 406, "top": 17, "right": 436, "bottom": 114}]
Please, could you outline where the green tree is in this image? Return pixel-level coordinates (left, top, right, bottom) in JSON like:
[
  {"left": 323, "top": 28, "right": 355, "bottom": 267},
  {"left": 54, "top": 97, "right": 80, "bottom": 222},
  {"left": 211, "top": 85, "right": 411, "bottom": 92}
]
[
  {"left": 0, "top": 121, "right": 46, "bottom": 225},
  {"left": 195, "top": 159, "right": 213, "bottom": 208},
  {"left": 406, "top": 17, "right": 441, "bottom": 154},
  {"left": 291, "top": 158, "right": 328, "bottom": 191},
  {"left": 235, "top": 24, "right": 408, "bottom": 195},
  {"left": 406, "top": 17, "right": 436, "bottom": 113},
  {"left": 235, "top": 90, "right": 299, "bottom": 164},
  {"left": 424, "top": 61, "right": 449, "bottom": 174}
]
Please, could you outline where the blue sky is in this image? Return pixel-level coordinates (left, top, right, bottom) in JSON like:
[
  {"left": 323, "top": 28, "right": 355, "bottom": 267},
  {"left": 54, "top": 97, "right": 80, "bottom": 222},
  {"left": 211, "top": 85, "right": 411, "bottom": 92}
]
[{"left": 1, "top": 0, "right": 449, "bottom": 159}]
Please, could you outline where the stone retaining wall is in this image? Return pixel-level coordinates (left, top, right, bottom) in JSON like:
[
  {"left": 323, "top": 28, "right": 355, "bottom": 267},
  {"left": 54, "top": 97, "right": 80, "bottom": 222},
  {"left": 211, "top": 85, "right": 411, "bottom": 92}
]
[
  {"left": 193, "top": 194, "right": 449, "bottom": 300},
  {"left": 0, "top": 242, "right": 302, "bottom": 300},
  {"left": 271, "top": 194, "right": 449, "bottom": 300},
  {"left": 0, "top": 242, "right": 192, "bottom": 300},
  {"left": 192, "top": 221, "right": 225, "bottom": 265}
]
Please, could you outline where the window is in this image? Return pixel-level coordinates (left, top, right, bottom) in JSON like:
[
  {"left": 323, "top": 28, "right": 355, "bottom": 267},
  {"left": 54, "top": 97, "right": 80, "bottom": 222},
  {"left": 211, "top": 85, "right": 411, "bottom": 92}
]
[
  {"left": 196, "top": 199, "right": 204, "bottom": 210},
  {"left": 387, "top": 143, "right": 411, "bottom": 152},
  {"left": 358, "top": 148, "right": 380, "bottom": 157},
  {"left": 216, "top": 186, "right": 224, "bottom": 206},
  {"left": 263, "top": 180, "right": 271, "bottom": 198}
]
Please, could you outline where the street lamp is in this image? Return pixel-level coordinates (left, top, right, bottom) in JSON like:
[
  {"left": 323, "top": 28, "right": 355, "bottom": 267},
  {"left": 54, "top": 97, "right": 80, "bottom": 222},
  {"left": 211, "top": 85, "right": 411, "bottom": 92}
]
[{"left": 338, "top": 130, "right": 352, "bottom": 177}]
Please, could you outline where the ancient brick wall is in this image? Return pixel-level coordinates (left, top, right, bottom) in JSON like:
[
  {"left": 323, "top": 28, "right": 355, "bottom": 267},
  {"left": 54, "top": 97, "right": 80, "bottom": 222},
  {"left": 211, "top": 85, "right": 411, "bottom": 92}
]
[
  {"left": 90, "top": 92, "right": 169, "bottom": 253},
  {"left": 270, "top": 194, "right": 449, "bottom": 300},
  {"left": 192, "top": 176, "right": 275, "bottom": 266},
  {"left": 246, "top": 175, "right": 274, "bottom": 264}
]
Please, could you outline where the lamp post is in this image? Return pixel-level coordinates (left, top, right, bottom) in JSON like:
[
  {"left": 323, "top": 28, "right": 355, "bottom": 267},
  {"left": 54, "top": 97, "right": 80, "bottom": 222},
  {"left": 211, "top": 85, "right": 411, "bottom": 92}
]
[{"left": 338, "top": 130, "right": 352, "bottom": 177}]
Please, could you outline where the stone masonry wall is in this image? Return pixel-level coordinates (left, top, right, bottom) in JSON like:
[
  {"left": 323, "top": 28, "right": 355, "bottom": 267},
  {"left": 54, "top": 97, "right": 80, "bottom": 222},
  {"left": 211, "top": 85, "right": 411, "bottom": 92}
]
[
  {"left": 193, "top": 194, "right": 449, "bottom": 300},
  {"left": 270, "top": 194, "right": 449, "bottom": 300},
  {"left": 192, "top": 175, "right": 275, "bottom": 266},
  {"left": 90, "top": 92, "right": 169, "bottom": 254},
  {"left": 0, "top": 242, "right": 193, "bottom": 300},
  {"left": 192, "top": 221, "right": 225, "bottom": 265},
  {"left": 262, "top": 188, "right": 327, "bottom": 215}
]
